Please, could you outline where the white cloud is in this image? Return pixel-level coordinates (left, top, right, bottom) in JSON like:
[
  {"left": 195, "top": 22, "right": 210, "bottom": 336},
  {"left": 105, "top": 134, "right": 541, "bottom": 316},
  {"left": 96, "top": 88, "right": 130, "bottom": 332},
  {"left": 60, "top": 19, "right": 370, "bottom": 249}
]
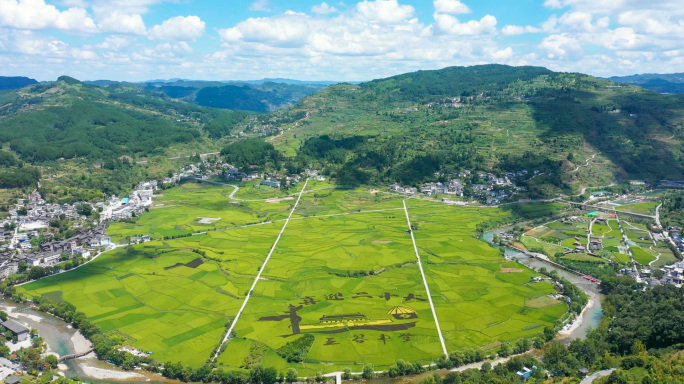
[
  {"left": 312, "top": 2, "right": 338, "bottom": 15},
  {"left": 97, "top": 11, "right": 146, "bottom": 35},
  {"left": 600, "top": 27, "right": 640, "bottom": 50},
  {"left": 434, "top": 13, "right": 497, "bottom": 35},
  {"left": 249, "top": 0, "right": 270, "bottom": 12},
  {"left": 71, "top": 48, "right": 98, "bottom": 60},
  {"left": 91, "top": 0, "right": 165, "bottom": 16},
  {"left": 94, "top": 35, "right": 134, "bottom": 51},
  {"left": 540, "top": 33, "right": 582, "bottom": 59},
  {"left": 558, "top": 12, "right": 609, "bottom": 32},
  {"left": 219, "top": 11, "right": 311, "bottom": 47},
  {"left": 486, "top": 46, "right": 513, "bottom": 60},
  {"left": 356, "top": 0, "right": 415, "bottom": 24},
  {"left": 0, "top": 0, "right": 97, "bottom": 32},
  {"left": 501, "top": 25, "right": 524, "bottom": 36},
  {"left": 433, "top": 0, "right": 471, "bottom": 15},
  {"left": 148, "top": 15, "right": 205, "bottom": 41}
]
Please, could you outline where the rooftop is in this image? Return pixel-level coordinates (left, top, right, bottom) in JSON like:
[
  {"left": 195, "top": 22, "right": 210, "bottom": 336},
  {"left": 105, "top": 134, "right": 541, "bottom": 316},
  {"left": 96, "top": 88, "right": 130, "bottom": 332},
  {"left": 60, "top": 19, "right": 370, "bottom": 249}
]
[{"left": 1, "top": 319, "right": 29, "bottom": 334}]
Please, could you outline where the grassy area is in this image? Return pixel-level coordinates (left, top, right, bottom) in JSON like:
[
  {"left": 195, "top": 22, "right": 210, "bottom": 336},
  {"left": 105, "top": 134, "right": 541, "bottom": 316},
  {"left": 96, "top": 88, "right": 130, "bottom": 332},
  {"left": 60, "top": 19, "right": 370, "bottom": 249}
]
[
  {"left": 520, "top": 236, "right": 566, "bottom": 258},
  {"left": 19, "top": 183, "right": 567, "bottom": 373},
  {"left": 562, "top": 253, "right": 609, "bottom": 263},
  {"left": 618, "top": 201, "right": 659, "bottom": 215},
  {"left": 107, "top": 182, "right": 294, "bottom": 242},
  {"left": 632, "top": 247, "right": 657, "bottom": 265},
  {"left": 18, "top": 223, "right": 282, "bottom": 366},
  {"left": 408, "top": 206, "right": 565, "bottom": 352}
]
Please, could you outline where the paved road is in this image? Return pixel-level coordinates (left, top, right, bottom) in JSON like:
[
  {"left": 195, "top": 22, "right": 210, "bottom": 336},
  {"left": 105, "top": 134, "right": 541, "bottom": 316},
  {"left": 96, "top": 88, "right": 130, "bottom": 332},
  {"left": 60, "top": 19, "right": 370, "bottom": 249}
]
[
  {"left": 581, "top": 368, "right": 616, "bottom": 383},
  {"left": 403, "top": 200, "right": 448, "bottom": 356},
  {"left": 211, "top": 179, "right": 310, "bottom": 361}
]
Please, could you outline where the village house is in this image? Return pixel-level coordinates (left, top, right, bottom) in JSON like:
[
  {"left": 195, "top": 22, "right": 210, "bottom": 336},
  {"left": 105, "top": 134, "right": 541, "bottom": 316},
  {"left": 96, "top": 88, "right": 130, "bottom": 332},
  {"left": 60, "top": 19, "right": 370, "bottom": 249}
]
[
  {"left": 261, "top": 179, "right": 281, "bottom": 188},
  {"left": 1, "top": 320, "right": 29, "bottom": 341},
  {"left": 0, "top": 263, "right": 17, "bottom": 280}
]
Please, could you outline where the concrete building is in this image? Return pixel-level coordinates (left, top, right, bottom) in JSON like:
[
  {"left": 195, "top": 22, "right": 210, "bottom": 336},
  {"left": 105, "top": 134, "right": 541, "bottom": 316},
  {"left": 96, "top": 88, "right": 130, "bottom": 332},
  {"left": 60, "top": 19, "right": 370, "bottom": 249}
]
[{"left": 1, "top": 320, "right": 29, "bottom": 341}]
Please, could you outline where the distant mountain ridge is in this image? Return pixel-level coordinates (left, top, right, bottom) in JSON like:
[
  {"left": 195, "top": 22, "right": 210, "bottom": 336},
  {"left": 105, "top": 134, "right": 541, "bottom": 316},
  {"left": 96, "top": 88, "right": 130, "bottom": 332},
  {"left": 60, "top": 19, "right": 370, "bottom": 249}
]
[
  {"left": 607, "top": 73, "right": 684, "bottom": 94},
  {"left": 81, "top": 78, "right": 332, "bottom": 112},
  {"left": 0, "top": 76, "right": 38, "bottom": 90}
]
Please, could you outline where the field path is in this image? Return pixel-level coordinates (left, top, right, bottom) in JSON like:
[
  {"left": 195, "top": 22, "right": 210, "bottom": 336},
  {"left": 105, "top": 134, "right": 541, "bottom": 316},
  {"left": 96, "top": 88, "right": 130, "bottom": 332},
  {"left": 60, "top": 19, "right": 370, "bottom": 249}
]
[
  {"left": 211, "top": 179, "right": 310, "bottom": 362},
  {"left": 402, "top": 200, "right": 448, "bottom": 356}
]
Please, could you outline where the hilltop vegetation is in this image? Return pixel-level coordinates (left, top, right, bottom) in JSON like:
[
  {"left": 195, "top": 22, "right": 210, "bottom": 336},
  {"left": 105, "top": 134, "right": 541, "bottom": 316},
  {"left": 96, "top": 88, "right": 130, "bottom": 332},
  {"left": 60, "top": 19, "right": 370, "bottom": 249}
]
[
  {"left": 236, "top": 65, "right": 683, "bottom": 195},
  {"left": 0, "top": 76, "right": 249, "bottom": 199},
  {"left": 0, "top": 76, "right": 38, "bottom": 90},
  {"left": 136, "top": 80, "right": 327, "bottom": 112}
]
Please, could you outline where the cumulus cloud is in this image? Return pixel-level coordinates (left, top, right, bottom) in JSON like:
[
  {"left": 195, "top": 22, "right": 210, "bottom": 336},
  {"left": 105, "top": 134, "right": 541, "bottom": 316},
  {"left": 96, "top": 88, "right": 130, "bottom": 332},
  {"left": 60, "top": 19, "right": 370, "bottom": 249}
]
[
  {"left": 91, "top": 0, "right": 165, "bottom": 16},
  {"left": 433, "top": 0, "right": 471, "bottom": 15},
  {"left": 219, "top": 11, "right": 311, "bottom": 47},
  {"left": 540, "top": 33, "right": 582, "bottom": 59},
  {"left": 356, "top": 0, "right": 414, "bottom": 23},
  {"left": 148, "top": 15, "right": 205, "bottom": 41},
  {"left": 3, "top": 0, "right": 684, "bottom": 82},
  {"left": 94, "top": 35, "right": 134, "bottom": 51},
  {"left": 97, "top": 11, "right": 146, "bottom": 34},
  {"left": 312, "top": 2, "right": 338, "bottom": 15},
  {"left": 434, "top": 13, "right": 497, "bottom": 35},
  {"left": 0, "top": 0, "right": 97, "bottom": 32}
]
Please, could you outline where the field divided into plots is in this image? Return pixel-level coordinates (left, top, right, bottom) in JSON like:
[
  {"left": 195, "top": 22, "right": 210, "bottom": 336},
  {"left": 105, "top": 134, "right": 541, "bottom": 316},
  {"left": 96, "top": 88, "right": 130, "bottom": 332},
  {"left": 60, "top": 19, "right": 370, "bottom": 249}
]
[{"left": 19, "top": 182, "right": 567, "bottom": 374}]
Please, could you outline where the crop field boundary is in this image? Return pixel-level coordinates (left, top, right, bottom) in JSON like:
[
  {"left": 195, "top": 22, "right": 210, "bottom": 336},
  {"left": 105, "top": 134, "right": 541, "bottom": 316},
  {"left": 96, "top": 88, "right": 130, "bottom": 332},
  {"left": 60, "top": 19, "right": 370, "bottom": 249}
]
[
  {"left": 211, "top": 178, "right": 310, "bottom": 361},
  {"left": 403, "top": 199, "right": 448, "bottom": 356}
]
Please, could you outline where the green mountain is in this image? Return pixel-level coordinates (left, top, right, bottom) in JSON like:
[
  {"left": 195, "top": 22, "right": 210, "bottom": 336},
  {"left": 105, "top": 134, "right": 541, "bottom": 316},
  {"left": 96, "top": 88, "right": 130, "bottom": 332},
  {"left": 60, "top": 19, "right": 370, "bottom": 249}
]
[
  {"left": 608, "top": 73, "right": 684, "bottom": 94},
  {"left": 141, "top": 81, "right": 327, "bottom": 112},
  {"left": 239, "top": 65, "right": 684, "bottom": 196},
  {"left": 0, "top": 76, "right": 38, "bottom": 90},
  {"left": 0, "top": 76, "right": 247, "bottom": 200}
]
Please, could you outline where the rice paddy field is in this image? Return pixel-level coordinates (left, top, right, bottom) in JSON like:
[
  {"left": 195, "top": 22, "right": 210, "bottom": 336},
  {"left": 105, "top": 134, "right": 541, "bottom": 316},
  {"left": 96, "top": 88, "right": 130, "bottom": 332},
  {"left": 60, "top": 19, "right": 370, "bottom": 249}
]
[{"left": 19, "top": 182, "right": 568, "bottom": 374}]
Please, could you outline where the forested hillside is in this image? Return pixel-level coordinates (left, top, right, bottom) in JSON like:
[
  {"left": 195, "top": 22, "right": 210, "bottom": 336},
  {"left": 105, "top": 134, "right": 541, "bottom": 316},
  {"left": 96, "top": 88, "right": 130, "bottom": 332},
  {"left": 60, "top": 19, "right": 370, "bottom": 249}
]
[
  {"left": 138, "top": 80, "right": 327, "bottom": 112},
  {"left": 239, "top": 65, "right": 684, "bottom": 196},
  {"left": 0, "top": 76, "right": 38, "bottom": 90},
  {"left": 0, "top": 76, "right": 248, "bottom": 200}
]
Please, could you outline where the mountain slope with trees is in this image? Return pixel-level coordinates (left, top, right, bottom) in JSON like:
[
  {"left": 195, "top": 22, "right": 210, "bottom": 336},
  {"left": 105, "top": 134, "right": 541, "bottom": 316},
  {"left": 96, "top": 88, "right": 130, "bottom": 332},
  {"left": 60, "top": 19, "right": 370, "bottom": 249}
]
[
  {"left": 0, "top": 76, "right": 249, "bottom": 200},
  {"left": 236, "top": 65, "right": 684, "bottom": 196}
]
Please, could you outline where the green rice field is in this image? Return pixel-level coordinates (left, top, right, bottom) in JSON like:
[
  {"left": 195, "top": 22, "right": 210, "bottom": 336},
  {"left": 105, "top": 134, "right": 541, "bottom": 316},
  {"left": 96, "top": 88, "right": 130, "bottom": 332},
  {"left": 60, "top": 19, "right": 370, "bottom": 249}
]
[{"left": 19, "top": 182, "right": 567, "bottom": 374}]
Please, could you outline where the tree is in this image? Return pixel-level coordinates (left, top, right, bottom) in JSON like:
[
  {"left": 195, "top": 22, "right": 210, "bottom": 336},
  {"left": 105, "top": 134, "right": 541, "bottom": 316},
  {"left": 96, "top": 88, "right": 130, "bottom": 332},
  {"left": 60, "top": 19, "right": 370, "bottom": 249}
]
[
  {"left": 362, "top": 365, "right": 374, "bottom": 379},
  {"left": 0, "top": 310, "right": 7, "bottom": 321},
  {"left": 286, "top": 367, "right": 298, "bottom": 383},
  {"left": 44, "top": 354, "right": 59, "bottom": 369},
  {"left": 498, "top": 342, "right": 511, "bottom": 357},
  {"left": 480, "top": 362, "right": 491, "bottom": 373}
]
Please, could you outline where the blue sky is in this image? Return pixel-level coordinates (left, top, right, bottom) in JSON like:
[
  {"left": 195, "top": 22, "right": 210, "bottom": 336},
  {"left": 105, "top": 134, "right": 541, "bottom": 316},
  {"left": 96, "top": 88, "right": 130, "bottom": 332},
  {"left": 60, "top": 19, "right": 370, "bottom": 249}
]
[{"left": 0, "top": 0, "right": 682, "bottom": 82}]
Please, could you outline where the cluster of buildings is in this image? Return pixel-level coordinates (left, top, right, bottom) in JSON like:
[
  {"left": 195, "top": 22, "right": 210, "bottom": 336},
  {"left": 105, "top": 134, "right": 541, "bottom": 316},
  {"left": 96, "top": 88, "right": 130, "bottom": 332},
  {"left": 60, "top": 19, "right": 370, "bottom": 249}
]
[
  {"left": 226, "top": 167, "right": 325, "bottom": 187},
  {"left": 102, "top": 181, "right": 157, "bottom": 221},
  {"left": 4, "top": 192, "right": 81, "bottom": 235},
  {"left": 389, "top": 170, "right": 534, "bottom": 205},
  {"left": 670, "top": 228, "right": 684, "bottom": 253},
  {"left": 0, "top": 222, "right": 111, "bottom": 280}
]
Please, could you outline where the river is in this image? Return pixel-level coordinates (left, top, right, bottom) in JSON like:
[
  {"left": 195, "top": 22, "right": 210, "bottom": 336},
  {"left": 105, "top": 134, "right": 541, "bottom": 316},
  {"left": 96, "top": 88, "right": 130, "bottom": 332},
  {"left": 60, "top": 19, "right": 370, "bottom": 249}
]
[{"left": 481, "top": 227, "right": 604, "bottom": 342}]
